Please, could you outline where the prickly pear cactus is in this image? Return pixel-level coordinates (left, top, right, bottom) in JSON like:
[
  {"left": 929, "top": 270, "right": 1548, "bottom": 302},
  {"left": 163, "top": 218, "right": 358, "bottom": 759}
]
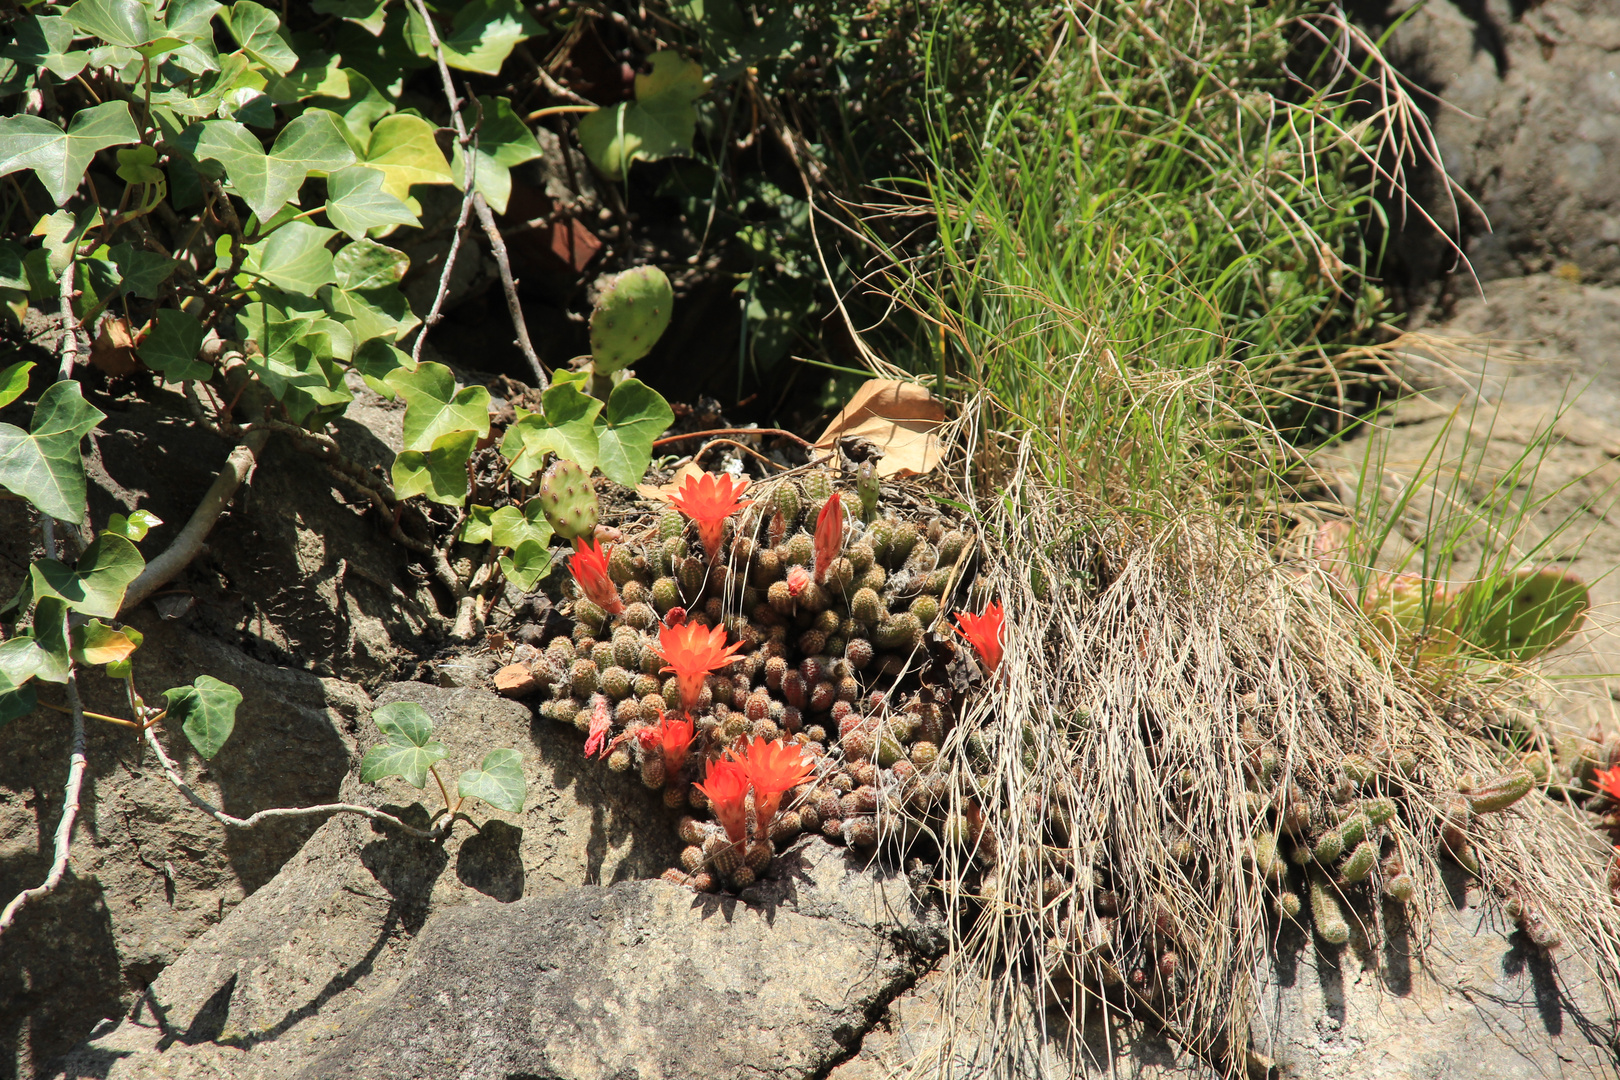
[
  {"left": 538, "top": 459, "right": 599, "bottom": 541},
  {"left": 589, "top": 266, "right": 674, "bottom": 376},
  {"left": 1451, "top": 568, "right": 1589, "bottom": 662}
]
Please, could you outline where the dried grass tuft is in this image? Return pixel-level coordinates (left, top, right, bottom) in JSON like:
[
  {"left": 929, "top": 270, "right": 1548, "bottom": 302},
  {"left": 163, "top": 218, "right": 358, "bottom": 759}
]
[{"left": 905, "top": 429, "right": 1620, "bottom": 1077}]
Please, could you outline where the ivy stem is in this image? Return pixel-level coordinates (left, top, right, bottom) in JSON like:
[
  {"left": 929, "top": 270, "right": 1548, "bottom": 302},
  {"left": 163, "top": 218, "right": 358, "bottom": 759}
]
[
  {"left": 523, "top": 104, "right": 597, "bottom": 121},
  {"left": 428, "top": 762, "right": 454, "bottom": 816},
  {"left": 36, "top": 700, "right": 141, "bottom": 729}
]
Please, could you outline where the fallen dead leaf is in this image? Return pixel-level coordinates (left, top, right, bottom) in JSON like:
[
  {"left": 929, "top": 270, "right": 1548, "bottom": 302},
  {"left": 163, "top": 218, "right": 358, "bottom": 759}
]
[
  {"left": 91, "top": 317, "right": 140, "bottom": 376},
  {"left": 637, "top": 460, "right": 707, "bottom": 504},
  {"left": 813, "top": 378, "right": 946, "bottom": 477}
]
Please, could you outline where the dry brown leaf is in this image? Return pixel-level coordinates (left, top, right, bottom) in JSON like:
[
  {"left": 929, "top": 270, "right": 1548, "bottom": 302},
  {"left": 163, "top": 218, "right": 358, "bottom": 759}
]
[
  {"left": 91, "top": 317, "right": 140, "bottom": 376},
  {"left": 637, "top": 461, "right": 707, "bottom": 504},
  {"left": 813, "top": 378, "right": 946, "bottom": 477}
]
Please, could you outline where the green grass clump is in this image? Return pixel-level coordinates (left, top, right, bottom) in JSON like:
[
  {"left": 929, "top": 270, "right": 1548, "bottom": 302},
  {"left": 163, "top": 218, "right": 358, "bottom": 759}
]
[{"left": 868, "top": 2, "right": 1417, "bottom": 510}]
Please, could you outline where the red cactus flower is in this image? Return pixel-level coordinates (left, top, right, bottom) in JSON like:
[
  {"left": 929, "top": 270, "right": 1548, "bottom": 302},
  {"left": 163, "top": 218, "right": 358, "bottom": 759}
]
[
  {"left": 786, "top": 564, "right": 812, "bottom": 599},
  {"left": 696, "top": 757, "right": 750, "bottom": 843},
  {"left": 954, "top": 601, "right": 1005, "bottom": 673},
  {"left": 568, "top": 537, "right": 624, "bottom": 615},
  {"left": 650, "top": 709, "right": 696, "bottom": 773},
  {"left": 1596, "top": 766, "right": 1620, "bottom": 802},
  {"left": 738, "top": 737, "right": 815, "bottom": 838},
  {"left": 813, "top": 493, "right": 844, "bottom": 583},
  {"left": 658, "top": 620, "right": 745, "bottom": 715},
  {"left": 669, "top": 471, "right": 752, "bottom": 560},
  {"left": 584, "top": 694, "right": 612, "bottom": 758}
]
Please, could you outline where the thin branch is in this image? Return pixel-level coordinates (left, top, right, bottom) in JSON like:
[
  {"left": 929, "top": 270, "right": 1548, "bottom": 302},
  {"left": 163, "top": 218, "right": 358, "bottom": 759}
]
[
  {"left": 408, "top": 0, "right": 548, "bottom": 388},
  {"left": 0, "top": 660, "right": 87, "bottom": 937},
  {"left": 56, "top": 259, "right": 80, "bottom": 381},
  {"left": 141, "top": 724, "right": 442, "bottom": 839},
  {"left": 412, "top": 157, "right": 477, "bottom": 366},
  {"left": 120, "top": 427, "right": 272, "bottom": 614},
  {"left": 653, "top": 427, "right": 814, "bottom": 450}
]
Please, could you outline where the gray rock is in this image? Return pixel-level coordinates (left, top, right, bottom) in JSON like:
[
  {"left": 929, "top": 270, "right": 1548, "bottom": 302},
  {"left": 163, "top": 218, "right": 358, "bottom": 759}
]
[
  {"left": 833, "top": 890, "right": 1619, "bottom": 1079},
  {"left": 1373, "top": 0, "right": 1620, "bottom": 289},
  {"left": 56, "top": 813, "right": 938, "bottom": 1080}
]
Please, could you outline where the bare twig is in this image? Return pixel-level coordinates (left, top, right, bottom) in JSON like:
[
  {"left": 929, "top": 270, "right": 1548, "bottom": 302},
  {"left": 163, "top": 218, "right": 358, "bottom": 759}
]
[
  {"left": 120, "top": 427, "right": 272, "bottom": 614},
  {"left": 57, "top": 259, "right": 79, "bottom": 382},
  {"left": 408, "top": 0, "right": 548, "bottom": 388},
  {"left": 653, "top": 427, "right": 814, "bottom": 450},
  {"left": 412, "top": 152, "right": 478, "bottom": 366},
  {"left": 141, "top": 723, "right": 442, "bottom": 839},
  {"left": 0, "top": 658, "right": 87, "bottom": 937}
]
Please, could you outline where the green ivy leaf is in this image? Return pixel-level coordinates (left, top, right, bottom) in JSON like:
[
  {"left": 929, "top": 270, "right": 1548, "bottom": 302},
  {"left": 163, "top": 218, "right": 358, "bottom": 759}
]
[
  {"left": 241, "top": 221, "right": 339, "bottom": 293},
  {"left": 32, "top": 206, "right": 102, "bottom": 273},
  {"left": 457, "top": 748, "right": 526, "bottom": 812},
  {"left": 0, "top": 241, "right": 27, "bottom": 292},
  {"left": 577, "top": 52, "right": 705, "bottom": 180},
  {"left": 264, "top": 51, "right": 349, "bottom": 104},
  {"left": 460, "top": 504, "right": 495, "bottom": 543},
  {"left": 392, "top": 428, "right": 476, "bottom": 506},
  {"left": 222, "top": 1, "right": 298, "bottom": 75},
  {"left": 115, "top": 145, "right": 164, "bottom": 185},
  {"left": 449, "top": 96, "right": 541, "bottom": 214},
  {"left": 106, "top": 508, "right": 162, "bottom": 541},
  {"left": 498, "top": 538, "right": 552, "bottom": 591},
  {"left": 388, "top": 362, "right": 490, "bottom": 451},
  {"left": 65, "top": 0, "right": 164, "bottom": 49},
  {"left": 0, "top": 380, "right": 107, "bottom": 522},
  {"left": 364, "top": 114, "right": 453, "bottom": 201},
  {"left": 490, "top": 498, "right": 553, "bottom": 550},
  {"left": 89, "top": 242, "right": 176, "bottom": 299},
  {"left": 360, "top": 701, "right": 447, "bottom": 789},
  {"left": 0, "top": 101, "right": 140, "bottom": 206},
  {"left": 324, "top": 165, "right": 418, "bottom": 240},
  {"left": 137, "top": 309, "right": 211, "bottom": 381},
  {"left": 594, "top": 378, "right": 673, "bottom": 486},
  {"left": 1, "top": 15, "right": 90, "bottom": 82},
  {"left": 164, "top": 675, "right": 242, "bottom": 759},
  {"left": 0, "top": 599, "right": 71, "bottom": 686},
  {"left": 195, "top": 109, "right": 356, "bottom": 223},
  {"left": 500, "top": 381, "right": 602, "bottom": 480},
  {"left": 314, "top": 69, "right": 394, "bottom": 153},
  {"left": 320, "top": 282, "right": 418, "bottom": 345},
  {"left": 0, "top": 361, "right": 34, "bottom": 409},
  {"left": 404, "top": 0, "right": 540, "bottom": 76},
  {"left": 29, "top": 533, "right": 144, "bottom": 618},
  {"left": 351, "top": 337, "right": 414, "bottom": 396},
  {"left": 71, "top": 619, "right": 143, "bottom": 666},
  {"left": 0, "top": 683, "right": 38, "bottom": 729},
  {"left": 333, "top": 238, "right": 408, "bottom": 290},
  {"left": 312, "top": 0, "right": 389, "bottom": 36}
]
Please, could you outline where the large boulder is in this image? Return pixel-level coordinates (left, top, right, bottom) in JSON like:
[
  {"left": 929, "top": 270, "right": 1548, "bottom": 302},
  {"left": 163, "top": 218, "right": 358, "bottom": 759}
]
[
  {"left": 1369, "top": 0, "right": 1620, "bottom": 292},
  {"left": 54, "top": 682, "right": 941, "bottom": 1080}
]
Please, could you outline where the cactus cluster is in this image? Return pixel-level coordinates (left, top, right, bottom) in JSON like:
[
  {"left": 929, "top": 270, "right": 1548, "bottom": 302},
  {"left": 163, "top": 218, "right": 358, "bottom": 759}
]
[{"left": 506, "top": 466, "right": 982, "bottom": 891}]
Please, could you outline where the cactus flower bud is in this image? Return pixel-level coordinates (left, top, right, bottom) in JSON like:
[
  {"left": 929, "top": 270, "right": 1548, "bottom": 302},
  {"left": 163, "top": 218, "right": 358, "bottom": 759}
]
[{"left": 814, "top": 493, "right": 844, "bottom": 584}]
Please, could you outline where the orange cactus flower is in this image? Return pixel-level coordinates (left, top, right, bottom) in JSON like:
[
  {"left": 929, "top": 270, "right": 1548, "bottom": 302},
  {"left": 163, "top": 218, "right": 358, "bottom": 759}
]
[
  {"left": 569, "top": 537, "right": 624, "bottom": 615},
  {"left": 1596, "top": 766, "right": 1620, "bottom": 802},
  {"left": 669, "top": 471, "right": 752, "bottom": 560},
  {"left": 813, "top": 493, "right": 844, "bottom": 583},
  {"left": 583, "top": 694, "right": 612, "bottom": 758},
  {"left": 738, "top": 737, "right": 815, "bottom": 839},
  {"left": 657, "top": 620, "right": 745, "bottom": 715},
  {"left": 651, "top": 709, "right": 696, "bottom": 773},
  {"left": 696, "top": 757, "right": 751, "bottom": 843},
  {"left": 954, "top": 601, "right": 1005, "bottom": 673}
]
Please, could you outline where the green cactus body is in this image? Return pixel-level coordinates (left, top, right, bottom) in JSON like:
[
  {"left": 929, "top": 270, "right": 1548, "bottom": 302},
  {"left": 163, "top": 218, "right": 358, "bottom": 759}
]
[
  {"left": 1467, "top": 769, "right": 1535, "bottom": 814},
  {"left": 658, "top": 509, "right": 686, "bottom": 540},
  {"left": 856, "top": 461, "right": 880, "bottom": 521},
  {"left": 608, "top": 546, "right": 637, "bottom": 585},
  {"left": 1452, "top": 568, "right": 1589, "bottom": 663},
  {"left": 1280, "top": 891, "right": 1302, "bottom": 919},
  {"left": 1383, "top": 873, "right": 1415, "bottom": 903},
  {"left": 910, "top": 595, "right": 941, "bottom": 627},
  {"left": 589, "top": 265, "right": 673, "bottom": 375},
  {"left": 875, "top": 613, "right": 922, "bottom": 651},
  {"left": 539, "top": 459, "right": 599, "bottom": 541},
  {"left": 1340, "top": 840, "right": 1376, "bottom": 883},
  {"left": 802, "top": 471, "right": 832, "bottom": 504},
  {"left": 591, "top": 640, "right": 616, "bottom": 669},
  {"left": 1363, "top": 796, "right": 1397, "bottom": 826},
  {"left": 1308, "top": 867, "right": 1350, "bottom": 945},
  {"left": 1337, "top": 813, "right": 1370, "bottom": 850},
  {"left": 1312, "top": 830, "right": 1344, "bottom": 865},
  {"left": 1342, "top": 754, "right": 1375, "bottom": 786},
  {"left": 886, "top": 522, "right": 918, "bottom": 567}
]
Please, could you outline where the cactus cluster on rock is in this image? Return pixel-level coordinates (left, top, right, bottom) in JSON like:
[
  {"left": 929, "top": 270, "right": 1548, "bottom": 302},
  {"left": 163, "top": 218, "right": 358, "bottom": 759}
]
[{"left": 507, "top": 465, "right": 987, "bottom": 891}]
